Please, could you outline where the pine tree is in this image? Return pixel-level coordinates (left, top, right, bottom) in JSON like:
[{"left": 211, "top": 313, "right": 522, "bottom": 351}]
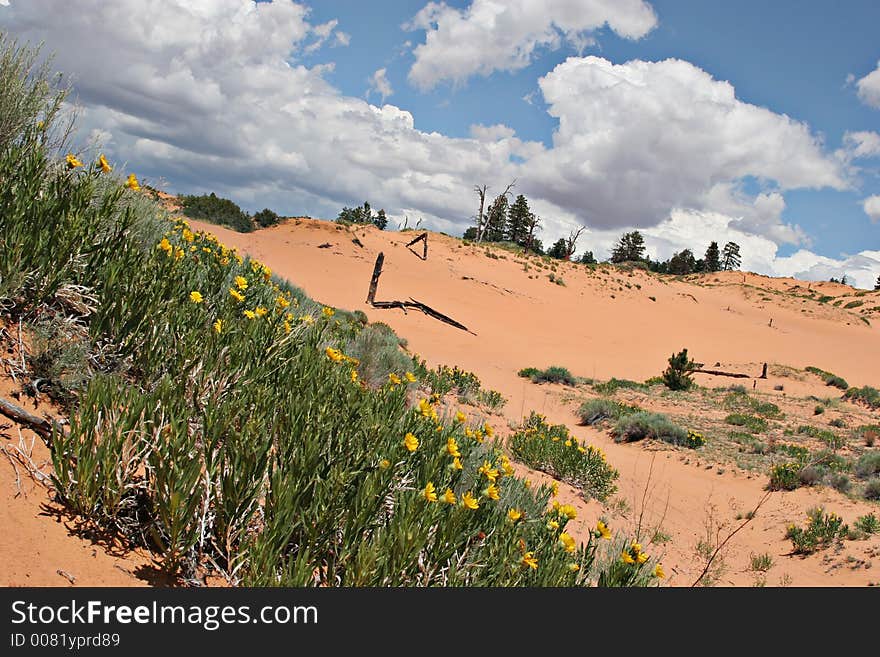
[
  {"left": 721, "top": 241, "right": 741, "bottom": 270},
  {"left": 506, "top": 194, "right": 531, "bottom": 245},
  {"left": 668, "top": 249, "right": 696, "bottom": 275},
  {"left": 610, "top": 231, "right": 646, "bottom": 263},
  {"left": 579, "top": 251, "right": 596, "bottom": 264},
  {"left": 661, "top": 348, "right": 700, "bottom": 391},
  {"left": 484, "top": 194, "right": 509, "bottom": 242},
  {"left": 875, "top": 274, "right": 880, "bottom": 291},
  {"left": 704, "top": 241, "right": 721, "bottom": 272},
  {"left": 547, "top": 238, "right": 569, "bottom": 259}
]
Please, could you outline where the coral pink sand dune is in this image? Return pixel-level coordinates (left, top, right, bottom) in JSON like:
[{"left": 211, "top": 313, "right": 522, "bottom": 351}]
[{"left": 188, "top": 218, "right": 880, "bottom": 586}]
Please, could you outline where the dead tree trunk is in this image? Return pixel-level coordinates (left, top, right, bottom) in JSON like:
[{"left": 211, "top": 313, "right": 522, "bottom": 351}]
[
  {"left": 0, "top": 396, "right": 56, "bottom": 441},
  {"left": 474, "top": 184, "right": 487, "bottom": 242},
  {"left": 405, "top": 232, "right": 429, "bottom": 260},
  {"left": 366, "top": 252, "right": 384, "bottom": 304},
  {"left": 760, "top": 363, "right": 768, "bottom": 379}
]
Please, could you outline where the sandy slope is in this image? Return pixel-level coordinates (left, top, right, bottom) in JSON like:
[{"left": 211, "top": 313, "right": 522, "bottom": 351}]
[{"left": 186, "top": 217, "right": 880, "bottom": 586}]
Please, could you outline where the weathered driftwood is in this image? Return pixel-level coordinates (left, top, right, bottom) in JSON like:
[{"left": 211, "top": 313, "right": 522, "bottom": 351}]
[
  {"left": 694, "top": 369, "right": 750, "bottom": 379},
  {"left": 405, "top": 232, "right": 429, "bottom": 260},
  {"left": 318, "top": 242, "right": 333, "bottom": 249},
  {"left": 365, "top": 252, "right": 473, "bottom": 333},
  {"left": 0, "top": 395, "right": 56, "bottom": 440}
]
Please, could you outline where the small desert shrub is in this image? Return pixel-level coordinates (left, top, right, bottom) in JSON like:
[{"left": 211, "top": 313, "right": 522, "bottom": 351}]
[
  {"left": 844, "top": 386, "right": 880, "bottom": 410},
  {"left": 828, "top": 418, "right": 846, "bottom": 428},
  {"left": 813, "top": 405, "right": 825, "bottom": 415},
  {"left": 817, "top": 431, "right": 845, "bottom": 450},
  {"left": 864, "top": 478, "right": 880, "bottom": 500},
  {"left": 774, "top": 443, "right": 810, "bottom": 461},
  {"left": 805, "top": 366, "right": 849, "bottom": 390},
  {"left": 785, "top": 507, "right": 848, "bottom": 554},
  {"left": 854, "top": 513, "right": 880, "bottom": 535},
  {"left": 577, "top": 398, "right": 639, "bottom": 425},
  {"left": 797, "top": 465, "right": 823, "bottom": 487},
  {"left": 477, "top": 389, "right": 507, "bottom": 411},
  {"left": 519, "top": 366, "right": 577, "bottom": 386},
  {"left": 592, "top": 378, "right": 649, "bottom": 395},
  {"left": 824, "top": 472, "right": 851, "bottom": 493},
  {"left": 852, "top": 425, "right": 879, "bottom": 447},
  {"left": 844, "top": 300, "right": 863, "bottom": 309},
  {"left": 768, "top": 463, "right": 801, "bottom": 491},
  {"left": 854, "top": 451, "right": 880, "bottom": 479},
  {"left": 661, "top": 348, "right": 698, "bottom": 391},
  {"left": 346, "top": 322, "right": 413, "bottom": 388},
  {"left": 611, "top": 411, "right": 689, "bottom": 446},
  {"left": 509, "top": 412, "right": 619, "bottom": 502},
  {"left": 724, "top": 413, "right": 768, "bottom": 433},
  {"left": 749, "top": 552, "right": 774, "bottom": 572}
]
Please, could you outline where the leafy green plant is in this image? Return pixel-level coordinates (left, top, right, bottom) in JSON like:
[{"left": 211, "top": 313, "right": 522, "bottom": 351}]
[
  {"left": 805, "top": 366, "right": 849, "bottom": 390},
  {"left": 518, "top": 366, "right": 577, "bottom": 386},
  {"left": 610, "top": 411, "right": 689, "bottom": 446},
  {"left": 785, "top": 508, "right": 848, "bottom": 554},
  {"left": 577, "top": 398, "right": 641, "bottom": 425},
  {"left": 854, "top": 513, "right": 879, "bottom": 535},
  {"left": 661, "top": 348, "right": 699, "bottom": 391},
  {"left": 844, "top": 386, "right": 880, "bottom": 410},
  {"left": 592, "top": 378, "right": 650, "bottom": 395},
  {"left": 509, "top": 412, "right": 619, "bottom": 502},
  {"left": 724, "top": 413, "right": 768, "bottom": 433},
  {"left": 768, "top": 463, "right": 801, "bottom": 491}
]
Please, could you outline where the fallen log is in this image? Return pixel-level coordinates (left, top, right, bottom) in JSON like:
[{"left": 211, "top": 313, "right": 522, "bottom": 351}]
[
  {"left": 0, "top": 395, "right": 57, "bottom": 441},
  {"left": 405, "top": 232, "right": 428, "bottom": 260},
  {"left": 693, "top": 369, "right": 750, "bottom": 379}
]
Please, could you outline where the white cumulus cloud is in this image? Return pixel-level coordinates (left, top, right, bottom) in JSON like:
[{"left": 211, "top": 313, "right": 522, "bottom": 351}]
[
  {"left": 367, "top": 67, "right": 394, "bottom": 101},
  {"left": 405, "top": 0, "right": 657, "bottom": 90},
  {"left": 856, "top": 60, "right": 880, "bottom": 109},
  {"left": 864, "top": 195, "right": 880, "bottom": 222}
]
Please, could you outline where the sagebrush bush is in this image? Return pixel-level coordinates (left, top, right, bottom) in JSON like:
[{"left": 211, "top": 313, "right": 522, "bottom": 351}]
[
  {"left": 844, "top": 386, "right": 880, "bottom": 410},
  {"left": 724, "top": 413, "right": 768, "bottom": 433},
  {"left": 345, "top": 321, "right": 414, "bottom": 388},
  {"left": 854, "top": 451, "right": 880, "bottom": 479},
  {"left": 610, "top": 411, "right": 689, "bottom": 446},
  {"left": 576, "top": 398, "right": 642, "bottom": 425},
  {"left": 519, "top": 366, "right": 577, "bottom": 386},
  {"left": 509, "top": 412, "right": 619, "bottom": 502},
  {"left": 592, "top": 378, "right": 649, "bottom": 395}
]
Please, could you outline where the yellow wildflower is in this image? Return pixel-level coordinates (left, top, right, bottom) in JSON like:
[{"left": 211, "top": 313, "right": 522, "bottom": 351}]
[
  {"left": 301, "top": 314, "right": 314, "bottom": 325},
  {"left": 654, "top": 564, "right": 665, "bottom": 579},
  {"left": 255, "top": 306, "right": 268, "bottom": 318},
  {"left": 621, "top": 550, "right": 636, "bottom": 565},
  {"left": 158, "top": 237, "right": 172, "bottom": 254},
  {"left": 521, "top": 552, "right": 538, "bottom": 570},
  {"left": 322, "top": 306, "right": 335, "bottom": 318},
  {"left": 423, "top": 482, "right": 438, "bottom": 503},
  {"left": 551, "top": 481, "right": 559, "bottom": 497},
  {"left": 388, "top": 373, "right": 401, "bottom": 385},
  {"left": 568, "top": 563, "right": 580, "bottom": 572},
  {"left": 404, "top": 432, "right": 419, "bottom": 452},
  {"left": 452, "top": 457, "right": 463, "bottom": 470},
  {"left": 462, "top": 491, "right": 479, "bottom": 510},
  {"left": 182, "top": 228, "right": 194, "bottom": 243},
  {"left": 442, "top": 488, "right": 457, "bottom": 505},
  {"left": 243, "top": 309, "right": 256, "bottom": 320},
  {"left": 379, "top": 459, "right": 391, "bottom": 470},
  {"left": 559, "top": 532, "right": 576, "bottom": 554},
  {"left": 596, "top": 521, "right": 611, "bottom": 540},
  {"left": 474, "top": 430, "right": 484, "bottom": 443},
  {"left": 97, "top": 154, "right": 111, "bottom": 173},
  {"left": 478, "top": 461, "right": 499, "bottom": 482},
  {"left": 212, "top": 319, "right": 223, "bottom": 334},
  {"left": 484, "top": 423, "right": 494, "bottom": 438},
  {"left": 507, "top": 508, "right": 522, "bottom": 522},
  {"left": 325, "top": 347, "right": 344, "bottom": 362},
  {"left": 262, "top": 266, "right": 271, "bottom": 281},
  {"left": 189, "top": 291, "right": 204, "bottom": 304},
  {"left": 446, "top": 437, "right": 461, "bottom": 458},
  {"left": 637, "top": 551, "right": 649, "bottom": 564},
  {"left": 485, "top": 484, "right": 500, "bottom": 501},
  {"left": 547, "top": 520, "right": 559, "bottom": 531},
  {"left": 174, "top": 247, "right": 184, "bottom": 261},
  {"left": 559, "top": 504, "right": 577, "bottom": 520},
  {"left": 124, "top": 173, "right": 140, "bottom": 191},
  {"left": 631, "top": 542, "right": 642, "bottom": 553},
  {"left": 455, "top": 411, "right": 466, "bottom": 423},
  {"left": 501, "top": 458, "right": 514, "bottom": 477},
  {"left": 229, "top": 287, "right": 245, "bottom": 303},
  {"left": 65, "top": 153, "right": 83, "bottom": 168},
  {"left": 350, "top": 369, "right": 358, "bottom": 383},
  {"left": 283, "top": 320, "right": 292, "bottom": 334},
  {"left": 276, "top": 295, "right": 290, "bottom": 309},
  {"left": 564, "top": 440, "right": 572, "bottom": 447},
  {"left": 404, "top": 371, "right": 417, "bottom": 383},
  {"left": 234, "top": 276, "right": 248, "bottom": 290}
]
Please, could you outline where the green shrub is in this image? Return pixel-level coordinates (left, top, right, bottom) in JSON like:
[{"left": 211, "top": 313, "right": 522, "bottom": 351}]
[
  {"left": 864, "top": 478, "right": 880, "bottom": 500},
  {"left": 774, "top": 443, "right": 810, "bottom": 461},
  {"left": 519, "top": 366, "right": 577, "bottom": 386},
  {"left": 592, "top": 378, "right": 649, "bottom": 395},
  {"left": 828, "top": 418, "right": 846, "bottom": 428},
  {"left": 509, "top": 412, "right": 619, "bottom": 502},
  {"left": 785, "top": 508, "right": 848, "bottom": 554},
  {"left": 577, "top": 398, "right": 641, "bottom": 425},
  {"left": 769, "top": 463, "right": 801, "bottom": 491},
  {"left": 854, "top": 513, "right": 880, "bottom": 535},
  {"left": 180, "top": 192, "right": 254, "bottom": 232},
  {"left": 345, "top": 322, "right": 414, "bottom": 388},
  {"left": 852, "top": 425, "right": 879, "bottom": 447},
  {"left": 724, "top": 414, "right": 768, "bottom": 433},
  {"left": 854, "top": 451, "right": 880, "bottom": 479},
  {"left": 805, "top": 366, "right": 849, "bottom": 390},
  {"left": 844, "top": 300, "right": 863, "bottom": 309},
  {"left": 844, "top": 386, "right": 880, "bottom": 410},
  {"left": 813, "top": 404, "right": 825, "bottom": 415},
  {"left": 611, "top": 411, "right": 690, "bottom": 446},
  {"left": 253, "top": 208, "right": 281, "bottom": 228},
  {"left": 661, "top": 348, "right": 698, "bottom": 391}
]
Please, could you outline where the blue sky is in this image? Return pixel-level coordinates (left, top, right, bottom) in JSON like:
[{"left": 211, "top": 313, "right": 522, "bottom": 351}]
[{"left": 2, "top": 0, "right": 879, "bottom": 285}]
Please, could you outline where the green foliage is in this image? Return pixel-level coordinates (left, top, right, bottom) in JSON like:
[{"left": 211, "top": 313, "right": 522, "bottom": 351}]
[
  {"left": 509, "top": 412, "right": 619, "bottom": 502},
  {"left": 547, "top": 238, "right": 569, "bottom": 260},
  {"left": 805, "top": 366, "right": 849, "bottom": 390},
  {"left": 253, "top": 208, "right": 281, "bottom": 228},
  {"left": 854, "top": 451, "right": 880, "bottom": 479},
  {"left": 610, "top": 231, "right": 646, "bottom": 263},
  {"left": 661, "top": 348, "right": 698, "bottom": 391},
  {"left": 336, "top": 201, "right": 387, "bottom": 230},
  {"left": 703, "top": 242, "right": 721, "bottom": 273},
  {"left": 844, "top": 385, "right": 880, "bottom": 410},
  {"left": 592, "top": 377, "right": 650, "bottom": 395},
  {"left": 854, "top": 513, "right": 880, "bottom": 535},
  {"left": 344, "top": 321, "right": 414, "bottom": 388},
  {"left": 749, "top": 552, "right": 773, "bottom": 572},
  {"left": 724, "top": 413, "right": 768, "bottom": 433},
  {"left": 610, "top": 411, "right": 689, "bottom": 446},
  {"left": 577, "top": 398, "right": 641, "bottom": 425},
  {"left": 519, "top": 366, "right": 577, "bottom": 386},
  {"left": 721, "top": 241, "right": 741, "bottom": 271},
  {"left": 768, "top": 463, "right": 801, "bottom": 491},
  {"left": 813, "top": 404, "right": 825, "bottom": 415},
  {"left": 785, "top": 508, "right": 848, "bottom": 555},
  {"left": 180, "top": 192, "right": 254, "bottom": 232},
  {"left": 722, "top": 391, "right": 782, "bottom": 418},
  {"left": 865, "top": 478, "right": 880, "bottom": 500},
  {"left": 852, "top": 424, "right": 879, "bottom": 447}
]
